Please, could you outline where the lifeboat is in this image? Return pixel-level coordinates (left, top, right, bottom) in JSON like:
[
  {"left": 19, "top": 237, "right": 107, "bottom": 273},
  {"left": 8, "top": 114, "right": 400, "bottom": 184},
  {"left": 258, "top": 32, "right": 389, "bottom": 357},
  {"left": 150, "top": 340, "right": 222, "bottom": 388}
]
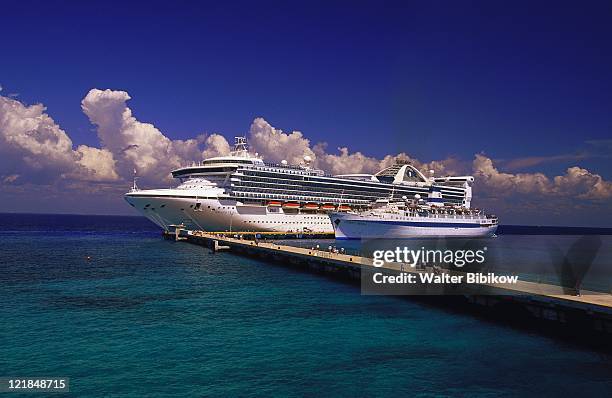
[
  {"left": 282, "top": 202, "right": 300, "bottom": 209},
  {"left": 321, "top": 204, "right": 336, "bottom": 211},
  {"left": 303, "top": 203, "right": 319, "bottom": 210},
  {"left": 338, "top": 205, "right": 351, "bottom": 211},
  {"left": 267, "top": 201, "right": 282, "bottom": 207}
]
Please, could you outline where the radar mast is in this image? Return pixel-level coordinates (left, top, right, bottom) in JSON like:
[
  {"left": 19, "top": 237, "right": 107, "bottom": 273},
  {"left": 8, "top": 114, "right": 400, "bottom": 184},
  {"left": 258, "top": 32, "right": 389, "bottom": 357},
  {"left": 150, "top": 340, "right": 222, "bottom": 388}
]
[{"left": 231, "top": 136, "right": 249, "bottom": 157}]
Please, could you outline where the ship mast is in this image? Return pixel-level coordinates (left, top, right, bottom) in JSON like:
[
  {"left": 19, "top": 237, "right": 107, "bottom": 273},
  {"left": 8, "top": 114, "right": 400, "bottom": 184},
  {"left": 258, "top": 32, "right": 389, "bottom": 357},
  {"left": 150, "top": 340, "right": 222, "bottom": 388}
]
[{"left": 131, "top": 168, "right": 139, "bottom": 192}]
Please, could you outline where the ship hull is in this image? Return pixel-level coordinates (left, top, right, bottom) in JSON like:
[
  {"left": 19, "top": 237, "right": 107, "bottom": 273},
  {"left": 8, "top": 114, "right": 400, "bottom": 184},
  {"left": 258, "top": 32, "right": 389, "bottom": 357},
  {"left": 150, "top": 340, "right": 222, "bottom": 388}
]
[
  {"left": 125, "top": 193, "right": 334, "bottom": 233},
  {"left": 330, "top": 213, "right": 497, "bottom": 239}
]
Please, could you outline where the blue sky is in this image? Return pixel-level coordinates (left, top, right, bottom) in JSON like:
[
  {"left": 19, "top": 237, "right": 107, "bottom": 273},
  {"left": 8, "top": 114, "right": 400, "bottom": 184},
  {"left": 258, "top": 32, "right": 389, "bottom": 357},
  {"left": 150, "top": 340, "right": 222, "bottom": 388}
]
[{"left": 1, "top": 1, "right": 611, "bottom": 224}]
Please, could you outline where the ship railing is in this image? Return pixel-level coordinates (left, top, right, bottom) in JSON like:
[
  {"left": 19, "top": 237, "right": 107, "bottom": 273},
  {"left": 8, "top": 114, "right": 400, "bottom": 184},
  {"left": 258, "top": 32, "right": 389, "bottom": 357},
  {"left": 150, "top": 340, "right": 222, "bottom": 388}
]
[
  {"left": 232, "top": 188, "right": 382, "bottom": 202},
  {"left": 423, "top": 213, "right": 486, "bottom": 220},
  {"left": 309, "top": 247, "right": 363, "bottom": 258},
  {"left": 231, "top": 191, "right": 370, "bottom": 204},
  {"left": 262, "top": 162, "right": 304, "bottom": 170}
]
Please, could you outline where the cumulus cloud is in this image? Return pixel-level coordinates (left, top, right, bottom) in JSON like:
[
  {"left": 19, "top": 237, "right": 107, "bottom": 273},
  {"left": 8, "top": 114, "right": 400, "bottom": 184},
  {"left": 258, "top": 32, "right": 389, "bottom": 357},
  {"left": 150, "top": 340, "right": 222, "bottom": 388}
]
[
  {"left": 473, "top": 154, "right": 612, "bottom": 200},
  {"left": 0, "top": 88, "right": 239, "bottom": 189},
  {"left": 246, "top": 117, "right": 467, "bottom": 176},
  {"left": 554, "top": 166, "right": 612, "bottom": 200},
  {"left": 201, "top": 133, "right": 231, "bottom": 159},
  {"left": 312, "top": 143, "right": 392, "bottom": 175},
  {"left": 73, "top": 145, "right": 119, "bottom": 181},
  {"left": 248, "top": 117, "right": 316, "bottom": 165},
  {"left": 0, "top": 88, "right": 239, "bottom": 190},
  {"left": 81, "top": 89, "right": 203, "bottom": 183},
  {"left": 421, "top": 157, "right": 468, "bottom": 177},
  {"left": 0, "top": 95, "right": 117, "bottom": 184}
]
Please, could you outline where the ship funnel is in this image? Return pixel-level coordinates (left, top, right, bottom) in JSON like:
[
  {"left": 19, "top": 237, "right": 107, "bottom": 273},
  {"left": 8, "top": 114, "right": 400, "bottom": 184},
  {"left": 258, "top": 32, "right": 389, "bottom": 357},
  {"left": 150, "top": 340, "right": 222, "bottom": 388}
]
[{"left": 427, "top": 187, "right": 444, "bottom": 207}]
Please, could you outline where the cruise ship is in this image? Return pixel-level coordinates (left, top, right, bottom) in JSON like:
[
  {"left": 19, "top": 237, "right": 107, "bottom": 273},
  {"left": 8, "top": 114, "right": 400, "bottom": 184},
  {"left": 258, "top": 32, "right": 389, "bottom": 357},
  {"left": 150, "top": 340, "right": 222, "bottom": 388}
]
[
  {"left": 330, "top": 191, "right": 498, "bottom": 239},
  {"left": 125, "top": 137, "right": 474, "bottom": 233}
]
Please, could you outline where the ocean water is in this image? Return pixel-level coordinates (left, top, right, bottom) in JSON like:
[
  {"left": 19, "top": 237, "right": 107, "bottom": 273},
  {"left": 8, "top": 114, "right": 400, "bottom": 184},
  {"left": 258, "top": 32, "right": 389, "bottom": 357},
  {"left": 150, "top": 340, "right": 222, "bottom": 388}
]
[{"left": 1, "top": 213, "right": 611, "bottom": 397}]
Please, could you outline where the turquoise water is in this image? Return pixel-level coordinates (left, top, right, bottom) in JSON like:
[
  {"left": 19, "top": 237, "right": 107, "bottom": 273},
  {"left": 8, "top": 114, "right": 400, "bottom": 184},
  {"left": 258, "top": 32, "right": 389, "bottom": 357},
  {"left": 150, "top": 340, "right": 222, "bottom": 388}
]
[{"left": 1, "top": 214, "right": 611, "bottom": 397}]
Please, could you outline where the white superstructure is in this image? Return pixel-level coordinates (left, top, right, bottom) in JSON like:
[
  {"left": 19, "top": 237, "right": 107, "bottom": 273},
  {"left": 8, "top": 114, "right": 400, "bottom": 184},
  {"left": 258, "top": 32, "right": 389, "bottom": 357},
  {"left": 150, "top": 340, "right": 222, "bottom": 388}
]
[{"left": 125, "top": 137, "right": 475, "bottom": 233}]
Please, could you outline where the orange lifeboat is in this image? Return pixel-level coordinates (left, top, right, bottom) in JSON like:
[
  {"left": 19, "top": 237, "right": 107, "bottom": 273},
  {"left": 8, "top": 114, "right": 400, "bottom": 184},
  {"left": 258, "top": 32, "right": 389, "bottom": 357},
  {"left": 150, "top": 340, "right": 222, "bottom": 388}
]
[
  {"left": 282, "top": 202, "right": 300, "bottom": 209},
  {"left": 303, "top": 203, "right": 319, "bottom": 210},
  {"left": 338, "top": 205, "right": 351, "bottom": 211},
  {"left": 267, "top": 201, "right": 282, "bottom": 207},
  {"left": 321, "top": 204, "right": 336, "bottom": 211}
]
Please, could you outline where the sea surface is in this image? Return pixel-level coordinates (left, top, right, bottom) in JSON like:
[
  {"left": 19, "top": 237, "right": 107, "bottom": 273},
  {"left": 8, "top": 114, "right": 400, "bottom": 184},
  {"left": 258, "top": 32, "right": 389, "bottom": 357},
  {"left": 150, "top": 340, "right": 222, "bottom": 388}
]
[{"left": 1, "top": 213, "right": 611, "bottom": 397}]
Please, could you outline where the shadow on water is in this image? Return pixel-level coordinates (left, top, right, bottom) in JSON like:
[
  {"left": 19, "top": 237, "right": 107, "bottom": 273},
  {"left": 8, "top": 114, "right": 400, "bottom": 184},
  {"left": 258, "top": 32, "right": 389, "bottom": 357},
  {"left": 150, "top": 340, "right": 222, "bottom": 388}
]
[{"left": 548, "top": 235, "right": 602, "bottom": 295}]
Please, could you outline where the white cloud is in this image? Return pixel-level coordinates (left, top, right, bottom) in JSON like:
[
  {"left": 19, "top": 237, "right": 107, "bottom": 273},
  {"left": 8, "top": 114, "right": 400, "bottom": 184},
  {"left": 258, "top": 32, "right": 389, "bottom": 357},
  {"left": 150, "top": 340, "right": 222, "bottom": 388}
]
[
  {"left": 554, "top": 166, "right": 612, "bottom": 200},
  {"left": 201, "top": 133, "right": 231, "bottom": 159},
  {"left": 73, "top": 145, "right": 119, "bottom": 181},
  {"left": 313, "top": 144, "right": 390, "bottom": 175},
  {"left": 311, "top": 146, "right": 466, "bottom": 177},
  {"left": 246, "top": 117, "right": 456, "bottom": 176},
  {"left": 473, "top": 154, "right": 551, "bottom": 194},
  {"left": 473, "top": 154, "right": 612, "bottom": 200},
  {"left": 1, "top": 89, "right": 242, "bottom": 188},
  {"left": 81, "top": 89, "right": 202, "bottom": 183},
  {"left": 248, "top": 117, "right": 316, "bottom": 165},
  {"left": 0, "top": 95, "right": 116, "bottom": 184}
]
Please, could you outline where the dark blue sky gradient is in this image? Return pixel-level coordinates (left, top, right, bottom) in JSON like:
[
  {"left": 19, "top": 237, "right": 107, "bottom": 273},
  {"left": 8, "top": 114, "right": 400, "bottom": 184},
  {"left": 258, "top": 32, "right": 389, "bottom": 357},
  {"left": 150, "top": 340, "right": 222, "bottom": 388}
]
[{"left": 3, "top": 0, "right": 612, "bottom": 177}]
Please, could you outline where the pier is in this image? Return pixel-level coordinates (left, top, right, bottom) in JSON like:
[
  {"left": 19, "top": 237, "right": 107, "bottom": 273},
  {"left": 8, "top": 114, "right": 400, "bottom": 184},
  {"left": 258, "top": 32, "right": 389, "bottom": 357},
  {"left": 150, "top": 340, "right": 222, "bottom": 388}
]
[
  {"left": 165, "top": 228, "right": 612, "bottom": 343},
  {"left": 202, "top": 231, "right": 334, "bottom": 239}
]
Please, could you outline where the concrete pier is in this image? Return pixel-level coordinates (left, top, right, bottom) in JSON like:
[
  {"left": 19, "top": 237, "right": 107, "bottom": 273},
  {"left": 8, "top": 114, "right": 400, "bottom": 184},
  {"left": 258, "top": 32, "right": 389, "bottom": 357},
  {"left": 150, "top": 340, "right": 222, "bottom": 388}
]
[
  {"left": 198, "top": 231, "right": 334, "bottom": 239},
  {"left": 164, "top": 229, "right": 612, "bottom": 343}
]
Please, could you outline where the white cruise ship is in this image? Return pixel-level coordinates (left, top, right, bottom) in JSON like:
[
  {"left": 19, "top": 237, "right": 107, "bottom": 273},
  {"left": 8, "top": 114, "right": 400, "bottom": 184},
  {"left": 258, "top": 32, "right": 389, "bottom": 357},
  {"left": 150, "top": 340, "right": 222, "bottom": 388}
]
[
  {"left": 125, "top": 137, "right": 474, "bottom": 233},
  {"left": 330, "top": 191, "right": 498, "bottom": 239}
]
